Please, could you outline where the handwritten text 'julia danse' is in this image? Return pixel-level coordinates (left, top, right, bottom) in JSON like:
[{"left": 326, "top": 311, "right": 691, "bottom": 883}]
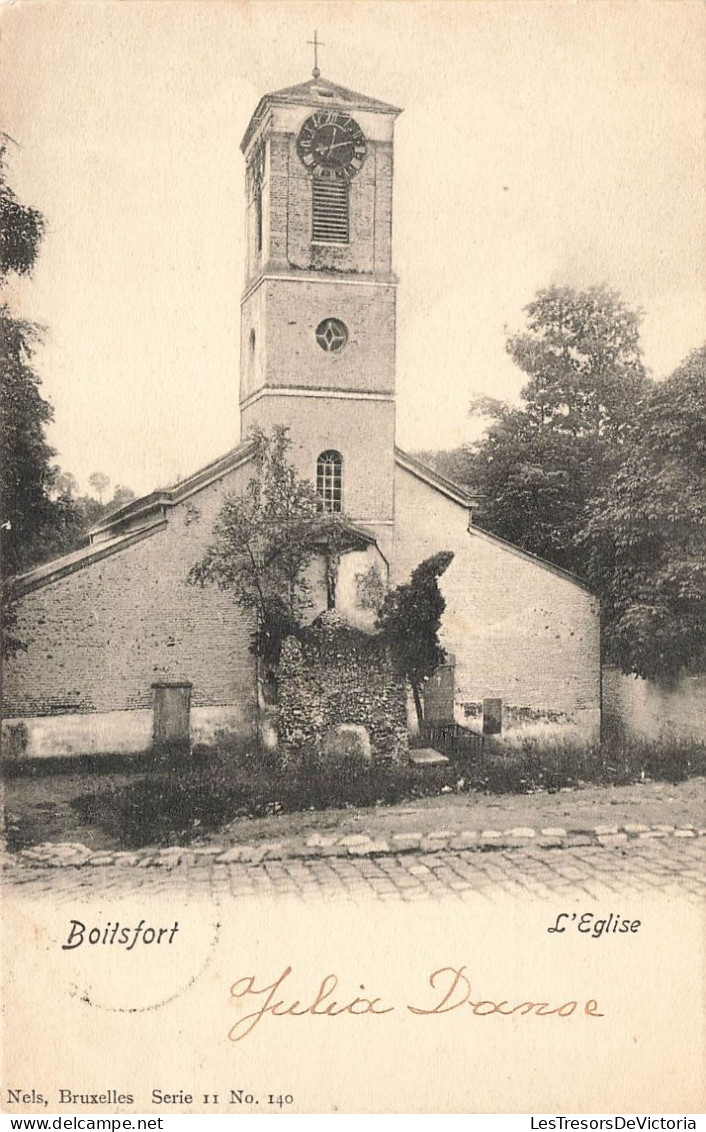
[{"left": 227, "top": 965, "right": 604, "bottom": 1041}]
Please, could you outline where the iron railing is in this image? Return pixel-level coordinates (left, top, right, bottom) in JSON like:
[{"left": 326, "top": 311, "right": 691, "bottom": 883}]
[{"left": 416, "top": 721, "right": 484, "bottom": 763}]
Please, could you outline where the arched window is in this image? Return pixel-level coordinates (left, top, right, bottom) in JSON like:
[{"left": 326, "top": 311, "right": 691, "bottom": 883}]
[{"left": 316, "top": 450, "right": 343, "bottom": 513}]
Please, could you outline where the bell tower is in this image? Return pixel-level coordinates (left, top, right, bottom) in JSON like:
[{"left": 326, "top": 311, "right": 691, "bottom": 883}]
[{"left": 239, "top": 74, "right": 402, "bottom": 558}]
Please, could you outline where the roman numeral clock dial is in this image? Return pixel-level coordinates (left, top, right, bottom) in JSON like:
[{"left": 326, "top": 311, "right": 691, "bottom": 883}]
[{"left": 297, "top": 111, "right": 367, "bottom": 180}]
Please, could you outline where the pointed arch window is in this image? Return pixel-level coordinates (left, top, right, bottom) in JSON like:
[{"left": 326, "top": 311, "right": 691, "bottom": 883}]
[{"left": 316, "top": 450, "right": 343, "bottom": 513}]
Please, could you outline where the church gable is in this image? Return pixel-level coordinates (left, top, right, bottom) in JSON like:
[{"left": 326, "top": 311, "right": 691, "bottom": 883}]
[
  {"left": 89, "top": 441, "right": 255, "bottom": 545},
  {"left": 393, "top": 450, "right": 592, "bottom": 593},
  {"left": 3, "top": 452, "right": 260, "bottom": 752},
  {"left": 241, "top": 76, "right": 401, "bottom": 153},
  {"left": 10, "top": 441, "right": 257, "bottom": 599},
  {"left": 394, "top": 448, "right": 480, "bottom": 512},
  {"left": 392, "top": 459, "right": 600, "bottom": 740}
]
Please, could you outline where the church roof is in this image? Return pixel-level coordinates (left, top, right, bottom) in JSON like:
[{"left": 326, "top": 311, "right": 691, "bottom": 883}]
[
  {"left": 12, "top": 518, "right": 168, "bottom": 597},
  {"left": 394, "top": 448, "right": 482, "bottom": 510},
  {"left": 87, "top": 439, "right": 256, "bottom": 542},
  {"left": 89, "top": 445, "right": 473, "bottom": 543},
  {"left": 241, "top": 75, "right": 402, "bottom": 152},
  {"left": 394, "top": 448, "right": 594, "bottom": 592},
  {"left": 13, "top": 444, "right": 591, "bottom": 597}
]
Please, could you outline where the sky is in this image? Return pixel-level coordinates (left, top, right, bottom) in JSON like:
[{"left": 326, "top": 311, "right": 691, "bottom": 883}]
[{"left": 3, "top": 0, "right": 704, "bottom": 496}]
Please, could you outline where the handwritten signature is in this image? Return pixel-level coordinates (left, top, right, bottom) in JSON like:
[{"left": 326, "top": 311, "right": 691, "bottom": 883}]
[{"left": 228, "top": 966, "right": 604, "bottom": 1041}]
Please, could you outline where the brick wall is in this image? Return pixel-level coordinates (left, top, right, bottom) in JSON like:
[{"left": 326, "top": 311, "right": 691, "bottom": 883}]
[
  {"left": 3, "top": 464, "right": 258, "bottom": 729},
  {"left": 244, "top": 396, "right": 396, "bottom": 532},
  {"left": 3, "top": 452, "right": 602, "bottom": 755},
  {"left": 392, "top": 465, "right": 601, "bottom": 738},
  {"left": 240, "top": 280, "right": 267, "bottom": 402},
  {"left": 273, "top": 133, "right": 393, "bottom": 277},
  {"left": 242, "top": 278, "right": 397, "bottom": 396},
  {"left": 244, "top": 115, "right": 395, "bottom": 288}
]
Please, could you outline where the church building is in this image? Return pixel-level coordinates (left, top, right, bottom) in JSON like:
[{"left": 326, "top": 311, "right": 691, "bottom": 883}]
[{"left": 2, "top": 73, "right": 601, "bottom": 759}]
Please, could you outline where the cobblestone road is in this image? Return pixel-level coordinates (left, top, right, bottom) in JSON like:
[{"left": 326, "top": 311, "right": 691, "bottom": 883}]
[{"left": 5, "top": 837, "right": 704, "bottom": 904}]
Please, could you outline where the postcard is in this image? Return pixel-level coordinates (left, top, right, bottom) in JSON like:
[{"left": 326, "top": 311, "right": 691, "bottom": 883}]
[{"left": 1, "top": 0, "right": 704, "bottom": 1116}]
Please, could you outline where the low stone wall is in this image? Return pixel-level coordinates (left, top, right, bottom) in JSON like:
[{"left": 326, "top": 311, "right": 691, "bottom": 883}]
[
  {"left": 460, "top": 700, "right": 601, "bottom": 745},
  {"left": 277, "top": 612, "right": 408, "bottom": 762},
  {"left": 603, "top": 666, "right": 706, "bottom": 743},
  {"left": 1, "top": 704, "right": 253, "bottom": 761}
]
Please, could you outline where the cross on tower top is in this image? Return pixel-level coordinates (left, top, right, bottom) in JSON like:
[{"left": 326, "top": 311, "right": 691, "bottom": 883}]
[{"left": 307, "top": 30, "right": 325, "bottom": 79}]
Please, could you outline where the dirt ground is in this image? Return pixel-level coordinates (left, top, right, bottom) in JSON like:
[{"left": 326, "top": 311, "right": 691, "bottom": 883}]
[
  {"left": 2, "top": 761, "right": 150, "bottom": 852},
  {"left": 3, "top": 757, "right": 704, "bottom": 853},
  {"left": 206, "top": 775, "right": 705, "bottom": 846}
]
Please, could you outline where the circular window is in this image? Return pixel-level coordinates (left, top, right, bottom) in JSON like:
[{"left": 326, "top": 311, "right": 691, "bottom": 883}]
[{"left": 315, "top": 318, "right": 348, "bottom": 353}]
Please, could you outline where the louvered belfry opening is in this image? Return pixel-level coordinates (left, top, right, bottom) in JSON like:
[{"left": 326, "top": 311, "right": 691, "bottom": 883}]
[{"left": 312, "top": 176, "right": 349, "bottom": 243}]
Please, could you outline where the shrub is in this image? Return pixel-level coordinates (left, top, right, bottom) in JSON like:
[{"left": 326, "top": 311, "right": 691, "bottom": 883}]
[
  {"left": 71, "top": 746, "right": 456, "bottom": 850},
  {"left": 463, "top": 735, "right": 706, "bottom": 794},
  {"left": 68, "top": 734, "right": 706, "bottom": 850}
]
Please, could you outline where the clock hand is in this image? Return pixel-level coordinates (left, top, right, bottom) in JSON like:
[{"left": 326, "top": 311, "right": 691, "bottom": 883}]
[{"left": 322, "top": 128, "right": 338, "bottom": 159}]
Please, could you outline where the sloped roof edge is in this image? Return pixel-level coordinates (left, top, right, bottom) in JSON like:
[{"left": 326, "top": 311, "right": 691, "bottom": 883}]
[
  {"left": 13, "top": 519, "right": 168, "bottom": 597},
  {"left": 394, "top": 447, "right": 481, "bottom": 509},
  {"left": 11, "top": 441, "right": 256, "bottom": 594},
  {"left": 241, "top": 75, "right": 402, "bottom": 152},
  {"left": 89, "top": 440, "right": 255, "bottom": 539},
  {"left": 14, "top": 442, "right": 593, "bottom": 598},
  {"left": 310, "top": 517, "right": 378, "bottom": 551},
  {"left": 468, "top": 525, "right": 595, "bottom": 594},
  {"left": 394, "top": 447, "right": 593, "bottom": 594}
]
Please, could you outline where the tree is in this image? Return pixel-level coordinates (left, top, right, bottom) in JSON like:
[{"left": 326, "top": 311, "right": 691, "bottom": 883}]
[
  {"left": 1, "top": 140, "right": 55, "bottom": 578},
  {"left": 189, "top": 427, "right": 351, "bottom": 675},
  {"left": 88, "top": 471, "right": 110, "bottom": 505},
  {"left": 582, "top": 346, "right": 706, "bottom": 681},
  {"left": 109, "top": 484, "right": 136, "bottom": 510},
  {"left": 467, "top": 285, "right": 650, "bottom": 576},
  {"left": 52, "top": 470, "right": 79, "bottom": 498},
  {"left": 1, "top": 342, "right": 109, "bottom": 576},
  {"left": 1, "top": 141, "right": 49, "bottom": 654},
  {"left": 0, "top": 139, "right": 44, "bottom": 277},
  {"left": 411, "top": 447, "right": 477, "bottom": 490},
  {"left": 376, "top": 550, "right": 454, "bottom": 727},
  {"left": 42, "top": 474, "right": 136, "bottom": 554},
  {"left": 506, "top": 285, "right": 647, "bottom": 443},
  {"left": 1, "top": 142, "right": 100, "bottom": 655},
  {"left": 1, "top": 313, "right": 56, "bottom": 575}
]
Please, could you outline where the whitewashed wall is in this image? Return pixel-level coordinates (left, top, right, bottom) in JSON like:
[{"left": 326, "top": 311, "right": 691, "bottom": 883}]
[{"left": 602, "top": 665, "right": 706, "bottom": 742}]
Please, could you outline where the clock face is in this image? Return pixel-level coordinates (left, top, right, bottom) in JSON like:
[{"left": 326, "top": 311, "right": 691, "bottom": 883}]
[{"left": 297, "top": 111, "right": 367, "bottom": 180}]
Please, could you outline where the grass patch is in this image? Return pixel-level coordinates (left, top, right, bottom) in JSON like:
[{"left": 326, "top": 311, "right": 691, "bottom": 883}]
[
  {"left": 71, "top": 745, "right": 455, "bottom": 850},
  {"left": 67, "top": 734, "right": 706, "bottom": 851},
  {"left": 461, "top": 734, "right": 706, "bottom": 794}
]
